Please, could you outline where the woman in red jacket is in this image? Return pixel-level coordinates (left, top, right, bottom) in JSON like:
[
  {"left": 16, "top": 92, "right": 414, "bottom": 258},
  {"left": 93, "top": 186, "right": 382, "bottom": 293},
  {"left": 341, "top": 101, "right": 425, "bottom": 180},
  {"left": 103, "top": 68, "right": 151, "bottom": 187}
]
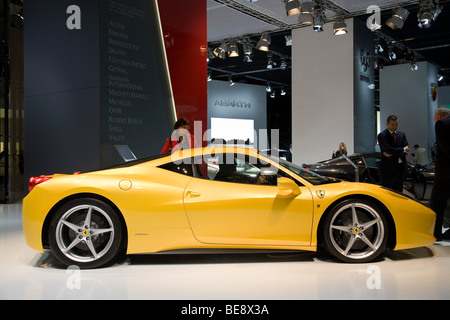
[{"left": 160, "top": 118, "right": 196, "bottom": 154}]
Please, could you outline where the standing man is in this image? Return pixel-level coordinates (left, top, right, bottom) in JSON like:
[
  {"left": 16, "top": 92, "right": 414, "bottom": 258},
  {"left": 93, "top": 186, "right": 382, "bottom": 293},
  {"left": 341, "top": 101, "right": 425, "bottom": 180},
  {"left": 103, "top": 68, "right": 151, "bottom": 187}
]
[
  {"left": 377, "top": 115, "right": 411, "bottom": 192},
  {"left": 430, "top": 107, "right": 450, "bottom": 241}
]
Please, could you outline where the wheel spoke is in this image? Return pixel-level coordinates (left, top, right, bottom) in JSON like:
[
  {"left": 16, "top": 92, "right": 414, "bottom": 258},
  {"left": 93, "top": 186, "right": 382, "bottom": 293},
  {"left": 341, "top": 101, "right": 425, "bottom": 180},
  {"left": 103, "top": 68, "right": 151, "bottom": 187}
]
[
  {"left": 343, "top": 236, "right": 356, "bottom": 255},
  {"left": 331, "top": 224, "right": 352, "bottom": 233},
  {"left": 351, "top": 204, "right": 359, "bottom": 226},
  {"left": 63, "top": 237, "right": 82, "bottom": 253},
  {"left": 361, "top": 217, "right": 380, "bottom": 230},
  {"left": 91, "top": 227, "right": 113, "bottom": 236},
  {"left": 86, "top": 239, "right": 99, "bottom": 259},
  {"left": 360, "top": 233, "right": 378, "bottom": 251},
  {"left": 85, "top": 205, "right": 93, "bottom": 227},
  {"left": 61, "top": 219, "right": 81, "bottom": 232}
]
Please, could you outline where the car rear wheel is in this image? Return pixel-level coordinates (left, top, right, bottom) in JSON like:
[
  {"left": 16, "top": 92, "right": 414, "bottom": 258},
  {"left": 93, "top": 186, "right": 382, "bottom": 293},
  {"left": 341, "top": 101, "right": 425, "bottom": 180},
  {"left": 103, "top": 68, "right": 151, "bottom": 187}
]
[
  {"left": 322, "top": 199, "right": 388, "bottom": 263},
  {"left": 48, "top": 198, "right": 123, "bottom": 269}
]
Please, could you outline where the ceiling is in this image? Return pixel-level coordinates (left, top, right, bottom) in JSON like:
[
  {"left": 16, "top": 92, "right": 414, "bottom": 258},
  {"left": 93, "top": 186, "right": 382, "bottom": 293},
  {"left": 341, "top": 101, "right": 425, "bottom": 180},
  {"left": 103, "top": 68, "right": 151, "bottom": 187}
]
[{"left": 207, "top": 0, "right": 450, "bottom": 87}]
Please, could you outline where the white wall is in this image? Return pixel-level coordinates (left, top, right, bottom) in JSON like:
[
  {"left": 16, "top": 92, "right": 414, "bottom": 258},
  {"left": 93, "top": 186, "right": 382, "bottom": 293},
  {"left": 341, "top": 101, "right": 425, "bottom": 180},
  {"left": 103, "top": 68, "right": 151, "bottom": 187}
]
[
  {"left": 379, "top": 61, "right": 438, "bottom": 159},
  {"left": 291, "top": 19, "right": 354, "bottom": 165}
]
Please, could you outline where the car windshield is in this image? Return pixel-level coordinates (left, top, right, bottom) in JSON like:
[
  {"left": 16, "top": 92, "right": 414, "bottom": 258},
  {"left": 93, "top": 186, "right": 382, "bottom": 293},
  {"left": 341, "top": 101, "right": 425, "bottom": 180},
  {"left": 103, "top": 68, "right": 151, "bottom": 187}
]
[{"left": 261, "top": 152, "right": 338, "bottom": 185}]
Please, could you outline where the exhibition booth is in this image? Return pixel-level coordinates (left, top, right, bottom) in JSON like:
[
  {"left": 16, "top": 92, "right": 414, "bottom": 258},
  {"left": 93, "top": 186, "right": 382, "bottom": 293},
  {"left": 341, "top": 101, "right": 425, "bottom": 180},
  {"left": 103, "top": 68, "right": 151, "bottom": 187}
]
[{"left": 0, "top": 0, "right": 450, "bottom": 302}]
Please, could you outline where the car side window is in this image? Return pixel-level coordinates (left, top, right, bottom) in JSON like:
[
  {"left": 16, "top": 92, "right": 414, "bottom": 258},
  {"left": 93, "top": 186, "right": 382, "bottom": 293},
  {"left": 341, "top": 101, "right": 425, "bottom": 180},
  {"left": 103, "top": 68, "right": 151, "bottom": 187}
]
[
  {"left": 193, "top": 154, "right": 281, "bottom": 186},
  {"left": 159, "top": 161, "right": 194, "bottom": 177},
  {"left": 159, "top": 153, "right": 304, "bottom": 187}
]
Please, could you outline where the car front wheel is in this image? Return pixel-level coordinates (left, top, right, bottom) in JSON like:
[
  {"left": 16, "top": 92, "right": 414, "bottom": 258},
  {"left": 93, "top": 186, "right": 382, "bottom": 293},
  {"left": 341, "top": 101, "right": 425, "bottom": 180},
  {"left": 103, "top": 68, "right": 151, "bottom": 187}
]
[
  {"left": 322, "top": 199, "right": 388, "bottom": 263},
  {"left": 48, "top": 198, "right": 123, "bottom": 269}
]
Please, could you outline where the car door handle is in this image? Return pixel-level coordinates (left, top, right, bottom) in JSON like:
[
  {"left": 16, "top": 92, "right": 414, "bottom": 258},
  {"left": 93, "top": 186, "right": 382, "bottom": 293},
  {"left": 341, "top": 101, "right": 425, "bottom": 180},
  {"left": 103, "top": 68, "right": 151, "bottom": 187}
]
[{"left": 185, "top": 191, "right": 201, "bottom": 198}]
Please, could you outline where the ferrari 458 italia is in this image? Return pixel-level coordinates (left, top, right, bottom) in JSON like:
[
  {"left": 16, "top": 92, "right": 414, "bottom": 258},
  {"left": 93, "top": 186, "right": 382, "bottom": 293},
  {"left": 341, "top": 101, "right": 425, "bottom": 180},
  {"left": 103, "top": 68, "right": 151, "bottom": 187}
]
[{"left": 23, "top": 147, "right": 435, "bottom": 268}]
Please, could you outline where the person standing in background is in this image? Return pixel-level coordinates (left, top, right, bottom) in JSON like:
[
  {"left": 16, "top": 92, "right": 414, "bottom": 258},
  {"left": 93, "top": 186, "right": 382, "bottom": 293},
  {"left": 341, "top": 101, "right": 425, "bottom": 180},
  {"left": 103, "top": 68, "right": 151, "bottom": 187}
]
[
  {"left": 430, "top": 107, "right": 450, "bottom": 241},
  {"left": 377, "top": 115, "right": 411, "bottom": 192}
]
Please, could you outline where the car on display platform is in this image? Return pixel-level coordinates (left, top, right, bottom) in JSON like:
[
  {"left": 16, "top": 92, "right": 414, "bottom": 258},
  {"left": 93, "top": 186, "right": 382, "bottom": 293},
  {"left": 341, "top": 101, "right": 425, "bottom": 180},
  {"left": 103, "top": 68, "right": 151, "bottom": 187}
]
[
  {"left": 303, "top": 152, "right": 435, "bottom": 200},
  {"left": 22, "top": 147, "right": 436, "bottom": 269}
]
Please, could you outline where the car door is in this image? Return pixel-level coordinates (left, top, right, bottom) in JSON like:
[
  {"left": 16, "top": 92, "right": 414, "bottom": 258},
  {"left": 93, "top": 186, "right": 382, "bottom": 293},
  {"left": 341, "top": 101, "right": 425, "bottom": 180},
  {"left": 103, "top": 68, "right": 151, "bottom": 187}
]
[{"left": 183, "top": 153, "right": 314, "bottom": 246}]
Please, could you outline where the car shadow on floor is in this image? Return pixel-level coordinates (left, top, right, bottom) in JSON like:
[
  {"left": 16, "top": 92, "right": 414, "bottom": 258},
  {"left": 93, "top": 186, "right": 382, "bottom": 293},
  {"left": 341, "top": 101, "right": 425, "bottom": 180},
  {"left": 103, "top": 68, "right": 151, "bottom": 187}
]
[{"left": 32, "top": 246, "right": 437, "bottom": 270}]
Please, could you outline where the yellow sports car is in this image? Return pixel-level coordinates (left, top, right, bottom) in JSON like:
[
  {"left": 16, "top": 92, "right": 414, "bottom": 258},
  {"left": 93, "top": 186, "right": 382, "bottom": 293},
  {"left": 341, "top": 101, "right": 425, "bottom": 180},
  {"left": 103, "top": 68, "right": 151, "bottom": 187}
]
[{"left": 23, "top": 147, "right": 435, "bottom": 268}]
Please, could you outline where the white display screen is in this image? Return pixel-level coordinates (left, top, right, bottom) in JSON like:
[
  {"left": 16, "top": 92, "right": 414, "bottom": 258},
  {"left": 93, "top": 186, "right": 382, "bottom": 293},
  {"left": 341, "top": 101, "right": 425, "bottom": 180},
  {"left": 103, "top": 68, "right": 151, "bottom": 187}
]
[{"left": 211, "top": 117, "right": 254, "bottom": 146}]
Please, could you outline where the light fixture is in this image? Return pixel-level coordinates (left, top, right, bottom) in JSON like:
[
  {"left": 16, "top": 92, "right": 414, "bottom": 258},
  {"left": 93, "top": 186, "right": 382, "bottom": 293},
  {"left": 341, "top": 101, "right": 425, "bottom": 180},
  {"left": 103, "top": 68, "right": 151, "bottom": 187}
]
[
  {"left": 281, "top": 89, "right": 287, "bottom": 96},
  {"left": 375, "top": 44, "right": 384, "bottom": 54},
  {"left": 242, "top": 37, "right": 253, "bottom": 62},
  {"left": 257, "top": 33, "right": 271, "bottom": 51},
  {"left": 411, "top": 62, "right": 419, "bottom": 71},
  {"left": 227, "top": 40, "right": 239, "bottom": 57},
  {"left": 267, "top": 57, "right": 274, "bottom": 69},
  {"left": 285, "top": 0, "right": 301, "bottom": 16},
  {"left": 213, "top": 42, "right": 228, "bottom": 60},
  {"left": 280, "top": 58, "right": 288, "bottom": 70},
  {"left": 417, "top": 0, "right": 443, "bottom": 29},
  {"left": 438, "top": 74, "right": 444, "bottom": 81},
  {"left": 228, "top": 74, "right": 235, "bottom": 86},
  {"left": 313, "top": 12, "right": 326, "bottom": 32},
  {"left": 266, "top": 83, "right": 272, "bottom": 93},
  {"left": 285, "top": 34, "right": 292, "bottom": 46},
  {"left": 388, "top": 47, "right": 396, "bottom": 61},
  {"left": 385, "top": 7, "right": 409, "bottom": 30},
  {"left": 333, "top": 17, "right": 347, "bottom": 35},
  {"left": 298, "top": 1, "right": 314, "bottom": 25}
]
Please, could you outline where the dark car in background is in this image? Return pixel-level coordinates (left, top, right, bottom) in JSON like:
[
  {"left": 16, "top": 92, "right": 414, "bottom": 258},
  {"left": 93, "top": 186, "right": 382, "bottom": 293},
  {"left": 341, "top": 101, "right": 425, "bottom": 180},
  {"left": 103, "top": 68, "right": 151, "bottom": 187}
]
[{"left": 303, "top": 152, "right": 435, "bottom": 200}]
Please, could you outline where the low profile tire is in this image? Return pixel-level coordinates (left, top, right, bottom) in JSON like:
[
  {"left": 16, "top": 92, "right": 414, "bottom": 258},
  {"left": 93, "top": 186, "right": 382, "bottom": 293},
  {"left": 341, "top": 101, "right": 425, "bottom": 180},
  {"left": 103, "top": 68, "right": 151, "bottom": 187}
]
[
  {"left": 321, "top": 199, "right": 388, "bottom": 263},
  {"left": 48, "top": 198, "right": 123, "bottom": 269}
]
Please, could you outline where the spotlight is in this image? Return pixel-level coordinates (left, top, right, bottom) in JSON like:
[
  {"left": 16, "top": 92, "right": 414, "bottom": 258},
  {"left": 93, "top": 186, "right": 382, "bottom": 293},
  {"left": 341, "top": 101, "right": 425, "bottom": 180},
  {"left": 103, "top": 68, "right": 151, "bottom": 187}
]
[
  {"left": 242, "top": 38, "right": 253, "bottom": 62},
  {"left": 386, "top": 7, "right": 409, "bottom": 30},
  {"left": 285, "top": 34, "right": 292, "bottom": 46},
  {"left": 227, "top": 40, "right": 239, "bottom": 58},
  {"left": 285, "top": 0, "right": 301, "bottom": 16},
  {"left": 213, "top": 42, "right": 228, "bottom": 60},
  {"left": 298, "top": 1, "right": 314, "bottom": 25},
  {"left": 281, "top": 89, "right": 287, "bottom": 96},
  {"left": 266, "top": 83, "right": 272, "bottom": 93},
  {"left": 313, "top": 13, "right": 325, "bottom": 32},
  {"left": 228, "top": 75, "right": 235, "bottom": 86},
  {"left": 388, "top": 46, "right": 396, "bottom": 60},
  {"left": 411, "top": 62, "right": 419, "bottom": 71},
  {"left": 375, "top": 44, "right": 384, "bottom": 54},
  {"left": 257, "top": 33, "right": 271, "bottom": 51},
  {"left": 417, "top": 0, "right": 443, "bottom": 29},
  {"left": 267, "top": 57, "right": 274, "bottom": 69},
  {"left": 438, "top": 74, "right": 444, "bottom": 81},
  {"left": 333, "top": 17, "right": 347, "bottom": 35}
]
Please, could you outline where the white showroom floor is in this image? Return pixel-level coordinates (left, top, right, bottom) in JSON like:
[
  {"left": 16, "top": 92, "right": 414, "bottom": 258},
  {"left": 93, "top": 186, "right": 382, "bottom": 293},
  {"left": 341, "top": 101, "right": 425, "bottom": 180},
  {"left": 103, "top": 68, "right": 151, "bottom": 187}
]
[{"left": 1, "top": 201, "right": 450, "bottom": 300}]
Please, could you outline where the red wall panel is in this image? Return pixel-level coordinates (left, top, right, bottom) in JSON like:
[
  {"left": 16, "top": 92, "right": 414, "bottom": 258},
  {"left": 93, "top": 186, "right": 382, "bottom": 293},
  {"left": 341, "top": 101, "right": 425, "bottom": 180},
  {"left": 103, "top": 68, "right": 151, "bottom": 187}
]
[{"left": 157, "top": 0, "right": 207, "bottom": 142}]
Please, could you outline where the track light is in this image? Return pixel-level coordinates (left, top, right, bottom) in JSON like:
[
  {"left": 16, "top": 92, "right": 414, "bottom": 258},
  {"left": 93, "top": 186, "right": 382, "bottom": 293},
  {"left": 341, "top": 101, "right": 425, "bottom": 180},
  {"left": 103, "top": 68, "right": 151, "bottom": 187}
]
[
  {"left": 388, "top": 47, "right": 396, "bottom": 61},
  {"left": 257, "top": 33, "right": 271, "bottom": 51},
  {"left": 227, "top": 40, "right": 239, "bottom": 57},
  {"left": 333, "top": 17, "right": 347, "bottom": 35},
  {"left": 417, "top": 0, "right": 443, "bottom": 29},
  {"left": 313, "top": 13, "right": 326, "bottom": 32},
  {"left": 285, "top": 0, "right": 301, "bottom": 16},
  {"left": 298, "top": 1, "right": 314, "bottom": 25},
  {"left": 266, "top": 83, "right": 272, "bottom": 93},
  {"left": 438, "top": 74, "right": 444, "bottom": 81},
  {"left": 213, "top": 42, "right": 228, "bottom": 60},
  {"left": 386, "top": 7, "right": 409, "bottom": 30},
  {"left": 228, "top": 74, "right": 235, "bottom": 86}
]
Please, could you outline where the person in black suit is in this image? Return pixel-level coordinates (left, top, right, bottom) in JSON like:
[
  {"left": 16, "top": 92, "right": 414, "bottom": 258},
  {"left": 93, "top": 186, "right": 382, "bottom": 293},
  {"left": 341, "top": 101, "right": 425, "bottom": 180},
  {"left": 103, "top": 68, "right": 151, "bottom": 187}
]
[
  {"left": 430, "top": 107, "right": 450, "bottom": 241},
  {"left": 377, "top": 115, "right": 411, "bottom": 192}
]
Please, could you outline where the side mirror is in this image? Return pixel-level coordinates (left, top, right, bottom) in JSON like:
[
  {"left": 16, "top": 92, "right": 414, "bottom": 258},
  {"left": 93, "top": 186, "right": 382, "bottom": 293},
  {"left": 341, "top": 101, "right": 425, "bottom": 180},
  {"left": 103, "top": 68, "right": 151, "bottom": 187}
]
[{"left": 277, "top": 177, "right": 301, "bottom": 198}]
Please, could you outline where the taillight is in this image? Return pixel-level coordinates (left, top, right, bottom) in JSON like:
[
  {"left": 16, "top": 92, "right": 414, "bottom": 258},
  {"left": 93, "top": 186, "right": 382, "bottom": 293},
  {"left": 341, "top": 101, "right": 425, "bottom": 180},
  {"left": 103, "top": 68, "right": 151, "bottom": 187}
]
[{"left": 29, "top": 176, "right": 53, "bottom": 192}]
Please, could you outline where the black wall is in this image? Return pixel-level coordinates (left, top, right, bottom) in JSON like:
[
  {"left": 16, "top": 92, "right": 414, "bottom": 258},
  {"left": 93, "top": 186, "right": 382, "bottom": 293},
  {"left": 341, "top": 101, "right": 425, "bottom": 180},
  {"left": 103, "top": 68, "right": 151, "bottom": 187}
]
[{"left": 24, "top": 0, "right": 175, "bottom": 185}]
